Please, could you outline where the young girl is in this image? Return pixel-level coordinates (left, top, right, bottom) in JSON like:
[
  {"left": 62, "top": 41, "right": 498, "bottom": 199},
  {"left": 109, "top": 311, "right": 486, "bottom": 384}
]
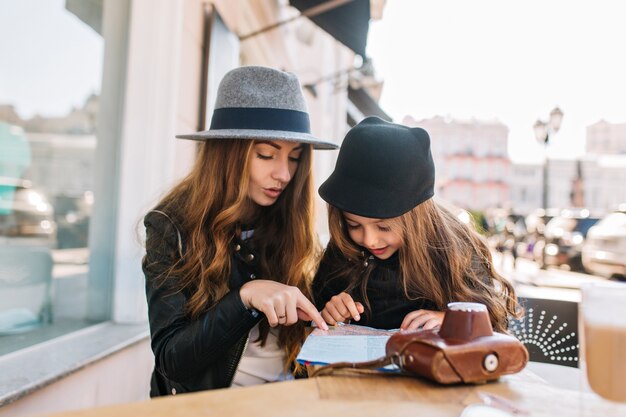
[
  {"left": 313, "top": 117, "right": 518, "bottom": 332},
  {"left": 143, "top": 66, "right": 334, "bottom": 396}
]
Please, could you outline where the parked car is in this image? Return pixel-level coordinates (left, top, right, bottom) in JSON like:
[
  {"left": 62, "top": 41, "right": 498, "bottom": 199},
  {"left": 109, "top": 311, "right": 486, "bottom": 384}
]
[
  {"left": 542, "top": 209, "right": 600, "bottom": 271},
  {"left": 582, "top": 206, "right": 626, "bottom": 280},
  {"left": 0, "top": 177, "right": 56, "bottom": 246}
]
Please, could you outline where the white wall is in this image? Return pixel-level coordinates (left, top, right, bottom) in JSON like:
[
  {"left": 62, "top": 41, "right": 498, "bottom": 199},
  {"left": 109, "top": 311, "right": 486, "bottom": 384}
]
[
  {"left": 0, "top": 340, "right": 153, "bottom": 417},
  {"left": 111, "top": 0, "right": 196, "bottom": 323}
]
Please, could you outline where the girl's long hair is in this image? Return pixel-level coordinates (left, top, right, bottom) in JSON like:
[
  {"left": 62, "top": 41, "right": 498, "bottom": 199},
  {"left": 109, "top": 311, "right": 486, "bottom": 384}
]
[
  {"left": 153, "top": 139, "right": 320, "bottom": 371},
  {"left": 326, "top": 199, "right": 519, "bottom": 332}
]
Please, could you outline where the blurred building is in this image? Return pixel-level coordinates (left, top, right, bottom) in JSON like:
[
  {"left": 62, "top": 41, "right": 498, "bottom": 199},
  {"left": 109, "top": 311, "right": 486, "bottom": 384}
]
[
  {"left": 510, "top": 156, "right": 626, "bottom": 216},
  {"left": 509, "top": 163, "right": 542, "bottom": 214},
  {"left": 0, "top": 105, "right": 22, "bottom": 126},
  {"left": 510, "top": 160, "right": 582, "bottom": 214},
  {"left": 583, "top": 154, "right": 626, "bottom": 211},
  {"left": 24, "top": 133, "right": 95, "bottom": 198},
  {"left": 586, "top": 120, "right": 626, "bottom": 154},
  {"left": 403, "top": 115, "right": 510, "bottom": 211},
  {"left": 0, "top": 94, "right": 97, "bottom": 135},
  {"left": 6, "top": 95, "right": 99, "bottom": 198},
  {"left": 24, "top": 94, "right": 98, "bottom": 135},
  {"left": 390, "top": 117, "right": 626, "bottom": 216},
  {"left": 497, "top": 119, "right": 626, "bottom": 216}
]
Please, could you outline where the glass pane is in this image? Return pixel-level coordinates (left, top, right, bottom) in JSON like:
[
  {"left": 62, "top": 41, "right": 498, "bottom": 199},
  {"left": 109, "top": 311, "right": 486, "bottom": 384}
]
[{"left": 0, "top": 0, "right": 104, "bottom": 355}]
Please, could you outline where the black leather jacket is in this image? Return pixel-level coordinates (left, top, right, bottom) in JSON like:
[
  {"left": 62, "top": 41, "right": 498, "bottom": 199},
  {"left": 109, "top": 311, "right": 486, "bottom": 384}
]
[
  {"left": 312, "top": 245, "right": 437, "bottom": 330},
  {"left": 143, "top": 209, "right": 262, "bottom": 396},
  {"left": 313, "top": 244, "right": 496, "bottom": 330}
]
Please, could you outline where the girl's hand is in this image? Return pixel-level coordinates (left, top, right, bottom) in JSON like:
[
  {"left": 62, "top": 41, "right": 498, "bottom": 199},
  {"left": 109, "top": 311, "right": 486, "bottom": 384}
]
[
  {"left": 320, "top": 292, "right": 365, "bottom": 325},
  {"left": 401, "top": 309, "right": 445, "bottom": 331},
  {"left": 240, "top": 280, "right": 328, "bottom": 330}
]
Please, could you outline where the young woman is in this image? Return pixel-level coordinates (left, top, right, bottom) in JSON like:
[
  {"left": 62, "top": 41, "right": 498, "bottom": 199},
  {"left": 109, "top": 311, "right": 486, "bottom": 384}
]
[
  {"left": 143, "top": 66, "right": 335, "bottom": 396},
  {"left": 313, "top": 117, "right": 518, "bottom": 333}
]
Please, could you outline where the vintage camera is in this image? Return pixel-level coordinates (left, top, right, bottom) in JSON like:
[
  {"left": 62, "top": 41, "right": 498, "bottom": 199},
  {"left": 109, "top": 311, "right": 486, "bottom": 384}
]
[{"left": 386, "top": 302, "right": 528, "bottom": 384}]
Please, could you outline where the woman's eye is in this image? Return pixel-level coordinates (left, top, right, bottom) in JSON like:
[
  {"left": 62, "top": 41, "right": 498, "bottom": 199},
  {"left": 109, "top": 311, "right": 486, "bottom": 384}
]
[
  {"left": 256, "top": 153, "right": 273, "bottom": 160},
  {"left": 378, "top": 225, "right": 391, "bottom": 232},
  {"left": 288, "top": 156, "right": 301, "bottom": 163},
  {"left": 346, "top": 223, "right": 360, "bottom": 230}
]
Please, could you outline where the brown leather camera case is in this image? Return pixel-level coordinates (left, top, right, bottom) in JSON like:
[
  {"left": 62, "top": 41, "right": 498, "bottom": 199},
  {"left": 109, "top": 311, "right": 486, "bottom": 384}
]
[{"left": 385, "top": 329, "right": 529, "bottom": 384}]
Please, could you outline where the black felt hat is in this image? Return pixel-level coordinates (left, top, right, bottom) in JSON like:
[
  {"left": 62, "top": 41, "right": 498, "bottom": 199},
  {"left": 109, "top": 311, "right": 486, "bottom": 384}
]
[{"left": 319, "top": 117, "right": 435, "bottom": 218}]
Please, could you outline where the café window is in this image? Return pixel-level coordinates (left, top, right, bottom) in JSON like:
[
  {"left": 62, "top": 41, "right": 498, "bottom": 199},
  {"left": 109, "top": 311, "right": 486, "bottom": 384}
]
[{"left": 0, "top": 0, "right": 106, "bottom": 355}]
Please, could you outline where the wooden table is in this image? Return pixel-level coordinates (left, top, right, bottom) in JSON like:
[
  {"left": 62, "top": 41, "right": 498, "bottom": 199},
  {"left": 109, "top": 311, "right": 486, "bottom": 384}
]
[{"left": 42, "top": 369, "right": 626, "bottom": 417}]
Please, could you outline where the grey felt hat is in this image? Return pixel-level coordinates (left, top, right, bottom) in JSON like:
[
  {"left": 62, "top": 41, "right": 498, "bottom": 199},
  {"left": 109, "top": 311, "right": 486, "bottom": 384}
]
[{"left": 176, "top": 66, "right": 338, "bottom": 150}]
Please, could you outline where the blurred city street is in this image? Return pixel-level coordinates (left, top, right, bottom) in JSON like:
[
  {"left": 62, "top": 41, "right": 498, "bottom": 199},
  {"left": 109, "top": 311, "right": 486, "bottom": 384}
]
[{"left": 492, "top": 252, "right": 609, "bottom": 302}]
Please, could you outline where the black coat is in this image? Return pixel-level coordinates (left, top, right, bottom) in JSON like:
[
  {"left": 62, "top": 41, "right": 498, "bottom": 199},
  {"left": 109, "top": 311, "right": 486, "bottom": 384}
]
[
  {"left": 143, "top": 210, "right": 262, "bottom": 396},
  {"left": 312, "top": 245, "right": 438, "bottom": 330}
]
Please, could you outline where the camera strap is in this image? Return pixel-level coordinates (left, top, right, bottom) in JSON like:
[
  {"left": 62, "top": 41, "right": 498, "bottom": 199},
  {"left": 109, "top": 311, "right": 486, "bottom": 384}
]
[{"left": 309, "top": 354, "right": 404, "bottom": 377}]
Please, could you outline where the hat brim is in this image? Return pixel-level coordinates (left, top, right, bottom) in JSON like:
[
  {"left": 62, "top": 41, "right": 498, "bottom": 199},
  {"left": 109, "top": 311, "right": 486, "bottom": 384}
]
[
  {"left": 176, "top": 129, "right": 338, "bottom": 150},
  {"left": 319, "top": 171, "right": 433, "bottom": 219}
]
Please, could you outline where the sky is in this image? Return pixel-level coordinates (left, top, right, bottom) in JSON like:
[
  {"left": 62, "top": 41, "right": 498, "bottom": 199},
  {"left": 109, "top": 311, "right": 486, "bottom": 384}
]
[
  {"left": 367, "top": 0, "right": 626, "bottom": 163},
  {"left": 0, "top": 0, "right": 103, "bottom": 119}
]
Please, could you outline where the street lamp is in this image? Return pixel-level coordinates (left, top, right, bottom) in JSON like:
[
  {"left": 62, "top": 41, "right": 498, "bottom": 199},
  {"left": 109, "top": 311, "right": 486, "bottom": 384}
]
[
  {"left": 533, "top": 107, "right": 563, "bottom": 270},
  {"left": 533, "top": 107, "right": 564, "bottom": 211}
]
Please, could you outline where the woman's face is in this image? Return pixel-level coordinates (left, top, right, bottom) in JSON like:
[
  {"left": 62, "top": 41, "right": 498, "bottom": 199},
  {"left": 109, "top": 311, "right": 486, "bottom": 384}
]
[
  {"left": 247, "top": 140, "right": 303, "bottom": 206},
  {"left": 342, "top": 212, "right": 404, "bottom": 260}
]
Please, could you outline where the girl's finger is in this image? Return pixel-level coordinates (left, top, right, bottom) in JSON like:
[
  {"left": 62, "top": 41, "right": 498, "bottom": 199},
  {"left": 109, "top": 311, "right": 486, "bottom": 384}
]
[
  {"left": 400, "top": 310, "right": 424, "bottom": 329},
  {"left": 324, "top": 302, "right": 346, "bottom": 324},
  {"left": 403, "top": 317, "right": 422, "bottom": 331},
  {"left": 422, "top": 317, "right": 443, "bottom": 330},
  {"left": 330, "top": 295, "right": 350, "bottom": 318},
  {"left": 339, "top": 294, "right": 361, "bottom": 321},
  {"left": 321, "top": 309, "right": 335, "bottom": 325},
  {"left": 355, "top": 302, "right": 365, "bottom": 314}
]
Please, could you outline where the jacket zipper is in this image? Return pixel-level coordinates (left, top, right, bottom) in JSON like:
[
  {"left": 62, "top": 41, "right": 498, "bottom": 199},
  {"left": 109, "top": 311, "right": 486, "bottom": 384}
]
[{"left": 226, "top": 335, "right": 249, "bottom": 387}]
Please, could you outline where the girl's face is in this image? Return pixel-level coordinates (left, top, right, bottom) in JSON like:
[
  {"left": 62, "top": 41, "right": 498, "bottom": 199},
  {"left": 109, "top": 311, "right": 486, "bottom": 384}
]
[
  {"left": 343, "top": 212, "right": 403, "bottom": 260},
  {"left": 247, "top": 140, "right": 303, "bottom": 206}
]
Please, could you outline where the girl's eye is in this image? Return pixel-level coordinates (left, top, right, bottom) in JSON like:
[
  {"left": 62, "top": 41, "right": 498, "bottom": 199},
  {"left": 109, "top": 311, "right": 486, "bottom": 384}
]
[
  {"left": 346, "top": 223, "right": 360, "bottom": 230},
  {"left": 377, "top": 225, "right": 391, "bottom": 232},
  {"left": 288, "top": 156, "right": 301, "bottom": 163},
  {"left": 256, "top": 153, "right": 273, "bottom": 160}
]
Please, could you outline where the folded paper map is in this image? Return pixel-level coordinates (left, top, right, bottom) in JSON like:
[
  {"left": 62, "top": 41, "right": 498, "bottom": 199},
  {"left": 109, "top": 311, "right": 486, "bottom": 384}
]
[{"left": 296, "top": 324, "right": 398, "bottom": 366}]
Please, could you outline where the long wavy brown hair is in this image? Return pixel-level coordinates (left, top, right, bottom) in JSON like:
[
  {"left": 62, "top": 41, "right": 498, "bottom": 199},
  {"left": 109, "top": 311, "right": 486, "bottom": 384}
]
[
  {"left": 153, "top": 139, "right": 320, "bottom": 371},
  {"left": 326, "top": 199, "right": 519, "bottom": 332}
]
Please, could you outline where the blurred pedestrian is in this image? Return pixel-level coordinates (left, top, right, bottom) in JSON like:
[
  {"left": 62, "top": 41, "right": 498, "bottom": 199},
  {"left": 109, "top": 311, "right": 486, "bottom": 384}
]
[
  {"left": 502, "top": 222, "right": 520, "bottom": 270},
  {"left": 143, "top": 66, "right": 335, "bottom": 396}
]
